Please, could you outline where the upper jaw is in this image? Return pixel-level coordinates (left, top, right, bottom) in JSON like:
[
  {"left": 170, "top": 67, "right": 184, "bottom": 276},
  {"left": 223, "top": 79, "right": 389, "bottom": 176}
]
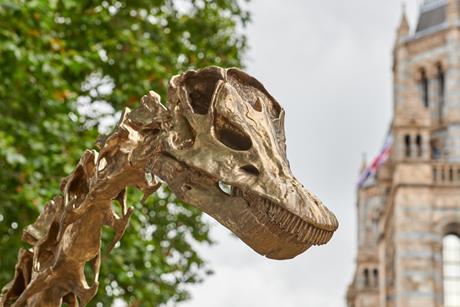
[{"left": 231, "top": 176, "right": 339, "bottom": 245}]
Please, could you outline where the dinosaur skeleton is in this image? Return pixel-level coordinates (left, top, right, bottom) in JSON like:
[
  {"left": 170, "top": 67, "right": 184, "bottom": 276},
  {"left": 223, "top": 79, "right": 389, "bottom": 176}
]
[{"left": 0, "top": 67, "right": 338, "bottom": 306}]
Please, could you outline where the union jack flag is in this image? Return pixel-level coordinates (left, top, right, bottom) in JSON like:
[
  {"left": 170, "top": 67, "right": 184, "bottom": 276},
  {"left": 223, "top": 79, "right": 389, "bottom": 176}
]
[{"left": 357, "top": 132, "right": 393, "bottom": 187}]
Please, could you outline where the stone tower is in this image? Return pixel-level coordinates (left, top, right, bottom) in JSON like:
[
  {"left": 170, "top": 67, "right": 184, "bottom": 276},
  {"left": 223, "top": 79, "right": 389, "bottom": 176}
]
[{"left": 347, "top": 0, "right": 460, "bottom": 306}]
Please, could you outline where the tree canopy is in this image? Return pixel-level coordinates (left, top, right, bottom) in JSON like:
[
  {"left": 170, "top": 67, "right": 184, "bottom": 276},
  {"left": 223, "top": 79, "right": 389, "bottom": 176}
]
[{"left": 0, "top": 0, "right": 249, "bottom": 305}]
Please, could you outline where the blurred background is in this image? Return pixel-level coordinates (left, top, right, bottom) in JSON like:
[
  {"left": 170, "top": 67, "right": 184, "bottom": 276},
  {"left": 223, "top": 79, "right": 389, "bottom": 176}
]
[
  {"left": 188, "top": 1, "right": 420, "bottom": 306},
  {"left": 0, "top": 1, "right": 421, "bottom": 306}
]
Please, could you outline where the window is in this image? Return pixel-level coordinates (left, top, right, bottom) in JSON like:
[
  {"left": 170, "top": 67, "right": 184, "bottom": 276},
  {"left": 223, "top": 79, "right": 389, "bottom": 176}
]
[
  {"left": 443, "top": 234, "right": 460, "bottom": 306},
  {"left": 431, "top": 138, "right": 442, "bottom": 160},
  {"left": 416, "top": 134, "right": 422, "bottom": 157},
  {"left": 420, "top": 69, "right": 429, "bottom": 107},
  {"left": 438, "top": 64, "right": 445, "bottom": 112},
  {"left": 364, "top": 268, "right": 370, "bottom": 288},
  {"left": 373, "top": 269, "right": 379, "bottom": 288},
  {"left": 404, "top": 134, "right": 411, "bottom": 158}
]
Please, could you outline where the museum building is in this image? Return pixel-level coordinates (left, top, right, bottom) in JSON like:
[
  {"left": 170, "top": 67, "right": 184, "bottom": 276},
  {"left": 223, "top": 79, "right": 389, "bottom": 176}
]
[{"left": 347, "top": 0, "right": 460, "bottom": 306}]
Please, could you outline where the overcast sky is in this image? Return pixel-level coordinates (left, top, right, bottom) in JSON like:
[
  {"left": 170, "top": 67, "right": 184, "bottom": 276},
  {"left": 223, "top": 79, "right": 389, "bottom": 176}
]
[{"left": 184, "top": 1, "right": 420, "bottom": 306}]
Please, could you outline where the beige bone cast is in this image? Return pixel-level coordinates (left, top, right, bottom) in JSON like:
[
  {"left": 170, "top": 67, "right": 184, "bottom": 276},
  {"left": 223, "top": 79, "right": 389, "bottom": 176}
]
[{"left": 1, "top": 67, "right": 338, "bottom": 307}]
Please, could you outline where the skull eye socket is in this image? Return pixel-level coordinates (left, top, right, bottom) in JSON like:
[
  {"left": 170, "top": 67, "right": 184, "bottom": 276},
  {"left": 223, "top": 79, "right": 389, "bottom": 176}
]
[
  {"left": 214, "top": 114, "right": 252, "bottom": 151},
  {"left": 184, "top": 70, "right": 223, "bottom": 115}
]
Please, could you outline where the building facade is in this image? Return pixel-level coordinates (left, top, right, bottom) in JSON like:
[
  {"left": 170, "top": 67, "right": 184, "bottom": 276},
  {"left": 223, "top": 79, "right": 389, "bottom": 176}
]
[{"left": 347, "top": 0, "right": 460, "bottom": 306}]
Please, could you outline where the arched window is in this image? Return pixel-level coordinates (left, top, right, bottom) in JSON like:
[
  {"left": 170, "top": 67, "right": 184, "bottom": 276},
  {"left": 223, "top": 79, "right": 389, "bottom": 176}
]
[
  {"left": 437, "top": 64, "right": 445, "bottom": 116},
  {"left": 416, "top": 134, "right": 422, "bottom": 157},
  {"left": 431, "top": 138, "right": 442, "bottom": 160},
  {"left": 404, "top": 134, "right": 411, "bottom": 158},
  {"left": 420, "top": 68, "right": 429, "bottom": 108},
  {"left": 443, "top": 234, "right": 460, "bottom": 306},
  {"left": 364, "top": 268, "right": 370, "bottom": 288},
  {"left": 373, "top": 268, "right": 379, "bottom": 288}
]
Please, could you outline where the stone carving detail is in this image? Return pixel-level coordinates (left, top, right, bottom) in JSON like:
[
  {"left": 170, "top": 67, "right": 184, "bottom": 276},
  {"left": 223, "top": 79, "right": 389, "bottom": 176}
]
[{"left": 0, "top": 67, "right": 338, "bottom": 306}]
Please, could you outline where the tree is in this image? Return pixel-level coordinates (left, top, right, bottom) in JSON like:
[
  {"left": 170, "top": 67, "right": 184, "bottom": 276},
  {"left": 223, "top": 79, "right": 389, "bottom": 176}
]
[{"left": 0, "top": 0, "right": 249, "bottom": 305}]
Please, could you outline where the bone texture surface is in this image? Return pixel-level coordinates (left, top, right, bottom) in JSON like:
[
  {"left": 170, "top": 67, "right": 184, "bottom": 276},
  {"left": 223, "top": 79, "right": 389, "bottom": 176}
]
[{"left": 1, "top": 67, "right": 338, "bottom": 306}]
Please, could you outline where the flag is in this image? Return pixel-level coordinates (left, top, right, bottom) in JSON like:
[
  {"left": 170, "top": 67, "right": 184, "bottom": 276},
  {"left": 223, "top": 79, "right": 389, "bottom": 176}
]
[{"left": 357, "top": 132, "right": 393, "bottom": 187}]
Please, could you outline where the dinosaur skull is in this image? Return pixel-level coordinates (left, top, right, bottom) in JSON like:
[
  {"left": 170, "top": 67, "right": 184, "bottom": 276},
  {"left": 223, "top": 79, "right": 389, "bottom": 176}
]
[
  {"left": 0, "top": 67, "right": 338, "bottom": 306},
  {"left": 154, "top": 67, "right": 338, "bottom": 260}
]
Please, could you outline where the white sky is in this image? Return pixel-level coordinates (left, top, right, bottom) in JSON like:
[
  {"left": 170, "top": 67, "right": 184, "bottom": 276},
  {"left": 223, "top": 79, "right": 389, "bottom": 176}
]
[{"left": 184, "top": 1, "right": 420, "bottom": 306}]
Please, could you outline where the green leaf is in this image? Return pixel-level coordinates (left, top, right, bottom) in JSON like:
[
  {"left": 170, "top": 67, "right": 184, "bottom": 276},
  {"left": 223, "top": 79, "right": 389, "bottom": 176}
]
[{"left": 0, "top": 0, "right": 249, "bottom": 305}]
